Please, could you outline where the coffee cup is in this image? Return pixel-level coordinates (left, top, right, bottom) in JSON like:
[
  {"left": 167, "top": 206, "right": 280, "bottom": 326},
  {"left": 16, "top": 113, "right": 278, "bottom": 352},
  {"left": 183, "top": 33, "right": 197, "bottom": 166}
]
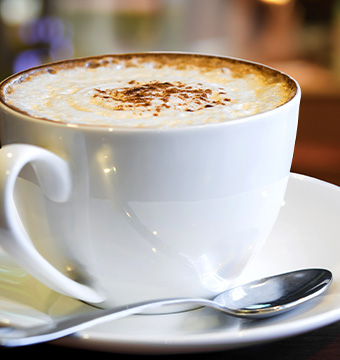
[{"left": 0, "top": 53, "right": 300, "bottom": 308}]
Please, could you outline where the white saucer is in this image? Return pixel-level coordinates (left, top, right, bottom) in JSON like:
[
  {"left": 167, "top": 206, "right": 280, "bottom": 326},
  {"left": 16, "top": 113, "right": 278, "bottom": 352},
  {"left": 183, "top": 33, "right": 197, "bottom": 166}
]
[{"left": 0, "top": 173, "right": 339, "bottom": 354}]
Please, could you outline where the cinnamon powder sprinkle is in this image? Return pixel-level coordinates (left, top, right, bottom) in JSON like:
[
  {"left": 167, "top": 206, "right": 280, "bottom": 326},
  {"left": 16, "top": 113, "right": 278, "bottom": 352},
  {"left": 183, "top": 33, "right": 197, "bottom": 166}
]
[{"left": 92, "top": 81, "right": 230, "bottom": 115}]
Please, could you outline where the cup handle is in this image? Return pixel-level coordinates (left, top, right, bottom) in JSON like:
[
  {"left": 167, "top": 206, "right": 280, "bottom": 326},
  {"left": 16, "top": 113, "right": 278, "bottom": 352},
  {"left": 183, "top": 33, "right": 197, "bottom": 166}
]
[{"left": 0, "top": 144, "right": 103, "bottom": 303}]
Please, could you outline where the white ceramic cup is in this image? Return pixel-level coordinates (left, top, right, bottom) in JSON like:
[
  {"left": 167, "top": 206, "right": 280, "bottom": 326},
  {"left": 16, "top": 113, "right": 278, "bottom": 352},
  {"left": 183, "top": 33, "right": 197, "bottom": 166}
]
[{"left": 0, "top": 54, "right": 300, "bottom": 308}]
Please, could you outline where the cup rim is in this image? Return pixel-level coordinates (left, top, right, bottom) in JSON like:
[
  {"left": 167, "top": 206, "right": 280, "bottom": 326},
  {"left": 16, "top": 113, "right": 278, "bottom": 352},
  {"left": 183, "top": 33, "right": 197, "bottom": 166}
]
[{"left": 0, "top": 51, "right": 301, "bottom": 132}]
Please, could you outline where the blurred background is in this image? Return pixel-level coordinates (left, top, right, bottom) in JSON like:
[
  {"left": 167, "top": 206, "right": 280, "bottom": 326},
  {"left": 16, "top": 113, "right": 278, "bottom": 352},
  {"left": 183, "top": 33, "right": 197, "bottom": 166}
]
[{"left": 0, "top": 0, "right": 339, "bottom": 185}]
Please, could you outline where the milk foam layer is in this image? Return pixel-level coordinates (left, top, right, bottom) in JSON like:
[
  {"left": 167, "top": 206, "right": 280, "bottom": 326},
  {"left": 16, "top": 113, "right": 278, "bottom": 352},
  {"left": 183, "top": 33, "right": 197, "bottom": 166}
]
[{"left": 1, "top": 54, "right": 296, "bottom": 128}]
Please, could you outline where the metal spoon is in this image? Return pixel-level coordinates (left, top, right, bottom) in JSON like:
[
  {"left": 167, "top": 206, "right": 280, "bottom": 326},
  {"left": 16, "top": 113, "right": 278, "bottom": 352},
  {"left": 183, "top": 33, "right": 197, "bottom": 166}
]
[{"left": 0, "top": 268, "right": 332, "bottom": 347}]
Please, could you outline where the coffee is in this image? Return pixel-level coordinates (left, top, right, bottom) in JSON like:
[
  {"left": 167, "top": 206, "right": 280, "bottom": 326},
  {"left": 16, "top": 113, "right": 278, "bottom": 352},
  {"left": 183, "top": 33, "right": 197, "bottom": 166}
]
[{"left": 0, "top": 53, "right": 296, "bottom": 128}]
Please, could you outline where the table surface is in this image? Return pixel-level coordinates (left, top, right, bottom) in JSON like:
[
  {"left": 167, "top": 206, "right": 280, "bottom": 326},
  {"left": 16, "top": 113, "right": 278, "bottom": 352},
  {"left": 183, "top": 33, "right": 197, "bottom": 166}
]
[{"left": 1, "top": 320, "right": 340, "bottom": 359}]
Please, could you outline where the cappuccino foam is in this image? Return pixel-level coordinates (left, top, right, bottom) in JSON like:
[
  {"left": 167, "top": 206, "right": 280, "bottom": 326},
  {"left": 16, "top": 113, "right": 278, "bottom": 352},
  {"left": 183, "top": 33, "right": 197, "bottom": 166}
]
[{"left": 1, "top": 54, "right": 296, "bottom": 128}]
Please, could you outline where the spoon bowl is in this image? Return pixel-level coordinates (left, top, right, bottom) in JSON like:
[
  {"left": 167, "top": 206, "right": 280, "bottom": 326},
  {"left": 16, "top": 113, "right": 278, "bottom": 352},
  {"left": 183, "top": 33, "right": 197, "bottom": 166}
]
[
  {"left": 0, "top": 268, "right": 332, "bottom": 347},
  {"left": 213, "top": 268, "right": 332, "bottom": 318}
]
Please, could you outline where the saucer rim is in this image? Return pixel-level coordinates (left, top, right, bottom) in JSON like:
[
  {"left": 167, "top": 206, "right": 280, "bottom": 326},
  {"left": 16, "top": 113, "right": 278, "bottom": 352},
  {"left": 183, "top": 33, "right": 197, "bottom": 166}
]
[
  {"left": 57, "top": 173, "right": 340, "bottom": 354},
  {"left": 1, "top": 173, "right": 339, "bottom": 354}
]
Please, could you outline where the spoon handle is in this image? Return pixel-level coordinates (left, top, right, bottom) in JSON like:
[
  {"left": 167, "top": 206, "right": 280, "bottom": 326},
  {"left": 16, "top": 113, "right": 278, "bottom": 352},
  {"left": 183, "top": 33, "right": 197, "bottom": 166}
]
[{"left": 0, "top": 297, "right": 215, "bottom": 347}]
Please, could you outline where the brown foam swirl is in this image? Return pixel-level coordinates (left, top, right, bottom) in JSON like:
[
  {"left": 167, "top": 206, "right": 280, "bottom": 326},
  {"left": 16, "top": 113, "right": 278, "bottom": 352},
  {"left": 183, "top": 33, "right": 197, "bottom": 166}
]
[{"left": 91, "top": 81, "right": 231, "bottom": 116}]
